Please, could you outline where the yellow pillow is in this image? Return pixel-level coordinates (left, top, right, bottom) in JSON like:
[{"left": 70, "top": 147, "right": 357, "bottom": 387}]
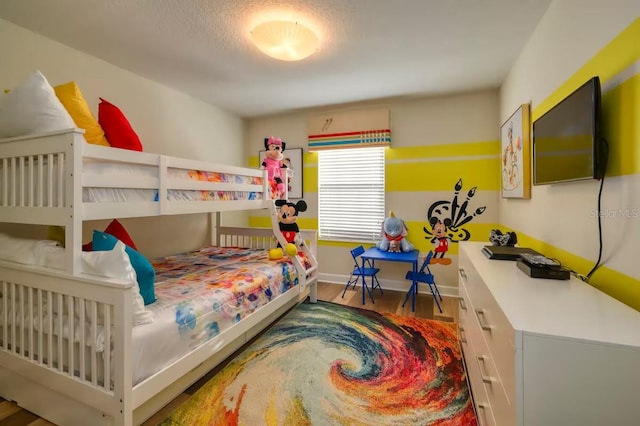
[
  {"left": 3, "top": 89, "right": 10, "bottom": 93},
  {"left": 54, "top": 81, "right": 110, "bottom": 146},
  {"left": 46, "top": 225, "right": 65, "bottom": 247}
]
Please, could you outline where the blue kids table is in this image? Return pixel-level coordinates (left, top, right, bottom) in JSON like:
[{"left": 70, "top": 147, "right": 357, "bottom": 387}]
[{"left": 360, "top": 247, "right": 419, "bottom": 309}]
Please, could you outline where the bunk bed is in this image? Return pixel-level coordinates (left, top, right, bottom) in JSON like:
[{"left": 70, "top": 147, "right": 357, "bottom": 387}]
[{"left": 0, "top": 128, "right": 318, "bottom": 426}]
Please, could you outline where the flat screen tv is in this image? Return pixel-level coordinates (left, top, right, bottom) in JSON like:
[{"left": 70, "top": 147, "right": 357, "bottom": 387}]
[{"left": 532, "top": 76, "right": 605, "bottom": 185}]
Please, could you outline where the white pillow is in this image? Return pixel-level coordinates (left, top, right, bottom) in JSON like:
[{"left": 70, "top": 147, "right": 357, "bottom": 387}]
[
  {"left": 0, "top": 234, "right": 153, "bottom": 326},
  {"left": 0, "top": 70, "right": 76, "bottom": 139},
  {"left": 0, "top": 233, "right": 58, "bottom": 264},
  {"left": 77, "top": 242, "right": 154, "bottom": 326}
]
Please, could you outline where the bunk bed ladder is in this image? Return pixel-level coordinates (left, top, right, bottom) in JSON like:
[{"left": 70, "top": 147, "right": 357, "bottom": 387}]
[{"left": 268, "top": 202, "right": 318, "bottom": 299}]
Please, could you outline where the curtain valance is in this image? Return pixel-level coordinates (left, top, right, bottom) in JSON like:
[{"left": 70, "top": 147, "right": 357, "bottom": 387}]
[{"left": 307, "top": 108, "right": 390, "bottom": 151}]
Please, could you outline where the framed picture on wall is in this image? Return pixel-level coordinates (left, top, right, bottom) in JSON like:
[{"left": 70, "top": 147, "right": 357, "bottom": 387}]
[
  {"left": 500, "top": 103, "right": 531, "bottom": 199},
  {"left": 259, "top": 147, "right": 304, "bottom": 199}
]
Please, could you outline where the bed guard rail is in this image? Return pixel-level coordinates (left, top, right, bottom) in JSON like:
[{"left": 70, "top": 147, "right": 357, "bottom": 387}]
[
  {"left": 0, "top": 262, "right": 135, "bottom": 424},
  {"left": 216, "top": 214, "right": 319, "bottom": 293}
]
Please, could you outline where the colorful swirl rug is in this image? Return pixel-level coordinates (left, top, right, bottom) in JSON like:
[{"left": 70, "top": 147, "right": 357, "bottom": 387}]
[{"left": 161, "top": 301, "right": 477, "bottom": 425}]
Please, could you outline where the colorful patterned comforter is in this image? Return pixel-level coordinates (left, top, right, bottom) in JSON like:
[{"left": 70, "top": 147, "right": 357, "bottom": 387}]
[{"left": 131, "top": 246, "right": 300, "bottom": 385}]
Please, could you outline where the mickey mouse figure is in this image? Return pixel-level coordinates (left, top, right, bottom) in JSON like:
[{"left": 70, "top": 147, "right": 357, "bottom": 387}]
[
  {"left": 262, "top": 136, "right": 288, "bottom": 199},
  {"left": 429, "top": 217, "right": 453, "bottom": 265},
  {"left": 269, "top": 199, "right": 308, "bottom": 260}
]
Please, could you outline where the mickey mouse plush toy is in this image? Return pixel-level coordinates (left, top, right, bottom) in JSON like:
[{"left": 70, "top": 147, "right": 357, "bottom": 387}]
[
  {"left": 269, "top": 199, "right": 308, "bottom": 260},
  {"left": 262, "top": 136, "right": 288, "bottom": 199}
]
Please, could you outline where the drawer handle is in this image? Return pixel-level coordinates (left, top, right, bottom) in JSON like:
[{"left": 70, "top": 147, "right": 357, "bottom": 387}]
[
  {"left": 458, "top": 268, "right": 467, "bottom": 281},
  {"left": 476, "top": 355, "right": 497, "bottom": 384},
  {"left": 459, "top": 297, "right": 467, "bottom": 311},
  {"left": 476, "top": 402, "right": 491, "bottom": 426},
  {"left": 458, "top": 326, "right": 467, "bottom": 343},
  {"left": 475, "top": 309, "right": 493, "bottom": 331}
]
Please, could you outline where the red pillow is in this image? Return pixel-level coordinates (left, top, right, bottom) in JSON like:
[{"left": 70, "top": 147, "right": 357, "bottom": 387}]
[
  {"left": 98, "top": 97, "right": 143, "bottom": 151},
  {"left": 83, "top": 219, "right": 138, "bottom": 251}
]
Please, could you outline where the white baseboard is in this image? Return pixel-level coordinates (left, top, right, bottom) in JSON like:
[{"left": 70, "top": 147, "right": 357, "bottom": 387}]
[{"left": 318, "top": 273, "right": 459, "bottom": 298}]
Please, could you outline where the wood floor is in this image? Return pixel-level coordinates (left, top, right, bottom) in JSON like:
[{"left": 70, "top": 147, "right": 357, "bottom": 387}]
[
  {"left": 0, "top": 282, "right": 460, "bottom": 426},
  {"left": 317, "top": 281, "right": 459, "bottom": 323}
]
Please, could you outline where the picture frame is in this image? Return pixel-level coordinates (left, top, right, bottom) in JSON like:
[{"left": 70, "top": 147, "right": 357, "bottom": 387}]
[
  {"left": 500, "top": 103, "right": 531, "bottom": 199},
  {"left": 259, "top": 147, "right": 304, "bottom": 199}
]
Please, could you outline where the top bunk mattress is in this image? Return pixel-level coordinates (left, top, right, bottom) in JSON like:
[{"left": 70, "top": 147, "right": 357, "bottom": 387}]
[{"left": 82, "top": 160, "right": 265, "bottom": 203}]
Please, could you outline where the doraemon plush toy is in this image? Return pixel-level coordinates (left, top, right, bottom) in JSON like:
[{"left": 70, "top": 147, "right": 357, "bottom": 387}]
[{"left": 376, "top": 211, "right": 414, "bottom": 252}]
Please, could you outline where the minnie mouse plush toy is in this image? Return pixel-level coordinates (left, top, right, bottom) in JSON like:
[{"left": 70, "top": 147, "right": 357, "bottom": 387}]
[{"left": 262, "top": 136, "right": 288, "bottom": 199}]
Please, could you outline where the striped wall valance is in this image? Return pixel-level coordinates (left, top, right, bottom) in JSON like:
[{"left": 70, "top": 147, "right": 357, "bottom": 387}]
[
  {"left": 308, "top": 129, "right": 391, "bottom": 150},
  {"left": 307, "top": 108, "right": 391, "bottom": 151}
]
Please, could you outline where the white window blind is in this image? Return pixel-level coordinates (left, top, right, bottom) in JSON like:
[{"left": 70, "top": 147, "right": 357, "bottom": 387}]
[{"left": 318, "top": 147, "right": 385, "bottom": 242}]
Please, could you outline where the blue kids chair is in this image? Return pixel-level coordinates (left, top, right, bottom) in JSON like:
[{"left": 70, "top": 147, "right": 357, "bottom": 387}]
[
  {"left": 343, "top": 245, "right": 383, "bottom": 305},
  {"left": 403, "top": 251, "right": 443, "bottom": 313}
]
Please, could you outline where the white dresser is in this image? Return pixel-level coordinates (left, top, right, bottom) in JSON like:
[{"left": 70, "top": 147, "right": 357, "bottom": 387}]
[{"left": 458, "top": 241, "right": 640, "bottom": 426}]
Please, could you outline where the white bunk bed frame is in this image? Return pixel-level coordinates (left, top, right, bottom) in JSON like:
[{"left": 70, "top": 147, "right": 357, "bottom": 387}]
[{"left": 0, "top": 128, "right": 318, "bottom": 425}]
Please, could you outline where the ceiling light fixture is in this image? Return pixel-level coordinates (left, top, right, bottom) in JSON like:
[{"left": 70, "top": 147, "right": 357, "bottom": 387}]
[{"left": 250, "top": 20, "right": 319, "bottom": 61}]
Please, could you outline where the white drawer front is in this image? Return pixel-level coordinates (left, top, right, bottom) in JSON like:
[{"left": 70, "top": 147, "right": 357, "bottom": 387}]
[
  {"left": 460, "top": 282, "right": 514, "bottom": 426},
  {"left": 459, "top": 259, "right": 516, "bottom": 401},
  {"left": 461, "top": 335, "right": 497, "bottom": 426},
  {"left": 458, "top": 284, "right": 472, "bottom": 340}
]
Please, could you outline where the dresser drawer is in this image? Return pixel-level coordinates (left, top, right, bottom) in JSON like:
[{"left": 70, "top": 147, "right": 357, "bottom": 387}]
[
  {"left": 466, "top": 320, "right": 514, "bottom": 426},
  {"left": 461, "top": 333, "right": 497, "bottom": 426},
  {"left": 457, "top": 282, "right": 472, "bottom": 338},
  {"left": 459, "top": 283, "right": 514, "bottom": 426},
  {"left": 459, "top": 260, "right": 516, "bottom": 401}
]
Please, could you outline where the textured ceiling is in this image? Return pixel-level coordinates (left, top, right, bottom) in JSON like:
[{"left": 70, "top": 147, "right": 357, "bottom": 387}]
[{"left": 0, "top": 0, "right": 552, "bottom": 118}]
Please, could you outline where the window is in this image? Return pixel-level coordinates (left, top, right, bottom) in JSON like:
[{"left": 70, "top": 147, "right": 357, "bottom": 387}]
[{"left": 318, "top": 147, "right": 385, "bottom": 242}]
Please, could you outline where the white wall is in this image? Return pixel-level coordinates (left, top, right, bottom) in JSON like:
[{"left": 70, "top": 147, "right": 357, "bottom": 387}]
[
  {"left": 247, "top": 91, "right": 500, "bottom": 152},
  {"left": 0, "top": 18, "right": 246, "bottom": 258},
  {"left": 499, "top": 1, "right": 640, "bottom": 308}
]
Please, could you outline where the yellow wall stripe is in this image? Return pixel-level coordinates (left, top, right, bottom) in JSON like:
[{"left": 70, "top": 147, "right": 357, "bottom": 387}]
[
  {"left": 303, "top": 152, "right": 317, "bottom": 166},
  {"left": 532, "top": 17, "right": 640, "bottom": 122},
  {"left": 386, "top": 141, "right": 500, "bottom": 160},
  {"left": 304, "top": 167, "right": 317, "bottom": 194},
  {"left": 247, "top": 157, "right": 260, "bottom": 168},
  {"left": 386, "top": 158, "right": 500, "bottom": 191}
]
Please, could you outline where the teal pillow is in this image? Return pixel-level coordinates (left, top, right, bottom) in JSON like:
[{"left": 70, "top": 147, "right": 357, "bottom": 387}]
[{"left": 92, "top": 230, "right": 156, "bottom": 305}]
